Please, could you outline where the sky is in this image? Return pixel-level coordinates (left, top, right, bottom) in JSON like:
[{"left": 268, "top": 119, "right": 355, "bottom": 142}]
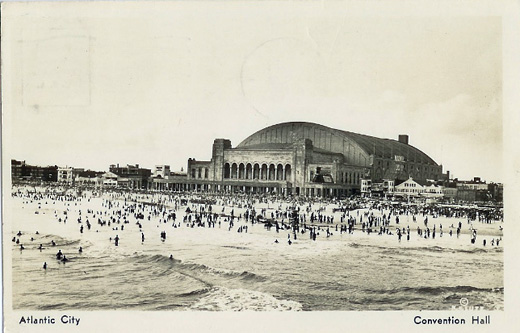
[{"left": 2, "top": 1, "right": 504, "bottom": 182}]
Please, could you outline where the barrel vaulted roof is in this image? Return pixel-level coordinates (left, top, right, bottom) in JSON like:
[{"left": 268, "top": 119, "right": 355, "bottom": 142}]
[{"left": 237, "top": 122, "right": 437, "bottom": 166}]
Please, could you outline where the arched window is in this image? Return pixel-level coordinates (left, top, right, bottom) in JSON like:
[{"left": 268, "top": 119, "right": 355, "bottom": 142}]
[
  {"left": 231, "top": 163, "right": 238, "bottom": 179},
  {"left": 285, "top": 164, "right": 292, "bottom": 181},
  {"left": 253, "top": 164, "right": 260, "bottom": 179},
  {"left": 268, "top": 164, "right": 275, "bottom": 180},
  {"left": 246, "top": 163, "right": 253, "bottom": 180},
  {"left": 238, "top": 163, "right": 245, "bottom": 179},
  {"left": 224, "top": 163, "right": 230, "bottom": 179},
  {"left": 276, "top": 164, "right": 283, "bottom": 180},
  {"left": 261, "top": 164, "right": 268, "bottom": 180}
]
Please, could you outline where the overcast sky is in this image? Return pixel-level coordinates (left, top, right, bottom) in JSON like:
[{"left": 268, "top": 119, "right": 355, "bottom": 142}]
[{"left": 3, "top": 1, "right": 503, "bottom": 182}]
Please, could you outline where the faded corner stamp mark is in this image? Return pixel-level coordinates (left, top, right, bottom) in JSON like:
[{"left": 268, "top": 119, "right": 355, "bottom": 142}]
[{"left": 21, "top": 33, "right": 91, "bottom": 108}]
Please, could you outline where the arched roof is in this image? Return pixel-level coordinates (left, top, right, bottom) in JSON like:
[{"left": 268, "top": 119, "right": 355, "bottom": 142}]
[{"left": 237, "top": 122, "right": 438, "bottom": 166}]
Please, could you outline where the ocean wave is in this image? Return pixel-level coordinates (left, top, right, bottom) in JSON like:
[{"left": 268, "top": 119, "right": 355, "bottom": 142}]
[
  {"left": 176, "top": 287, "right": 212, "bottom": 298},
  {"left": 348, "top": 242, "right": 503, "bottom": 254},
  {"left": 189, "top": 287, "right": 302, "bottom": 311},
  {"left": 130, "top": 254, "right": 267, "bottom": 283},
  {"left": 407, "top": 246, "right": 503, "bottom": 254},
  {"left": 12, "top": 232, "right": 83, "bottom": 249},
  {"left": 364, "top": 285, "right": 504, "bottom": 296},
  {"left": 221, "top": 245, "right": 250, "bottom": 250}
]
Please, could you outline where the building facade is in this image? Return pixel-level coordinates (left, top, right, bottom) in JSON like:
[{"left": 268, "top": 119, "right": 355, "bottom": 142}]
[
  {"left": 109, "top": 164, "right": 152, "bottom": 189},
  {"left": 393, "top": 177, "right": 443, "bottom": 199},
  {"left": 57, "top": 167, "right": 85, "bottom": 184},
  {"left": 185, "top": 122, "right": 442, "bottom": 197},
  {"left": 11, "top": 160, "right": 58, "bottom": 182}
]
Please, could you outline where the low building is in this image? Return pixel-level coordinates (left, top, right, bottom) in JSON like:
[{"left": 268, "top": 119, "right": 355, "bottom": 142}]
[
  {"left": 154, "top": 165, "right": 171, "bottom": 178},
  {"left": 97, "top": 172, "right": 118, "bottom": 187},
  {"left": 11, "top": 160, "right": 58, "bottom": 182},
  {"left": 361, "top": 179, "right": 372, "bottom": 195},
  {"left": 75, "top": 170, "right": 103, "bottom": 186},
  {"left": 150, "top": 170, "right": 189, "bottom": 191},
  {"left": 109, "top": 164, "right": 151, "bottom": 189},
  {"left": 394, "top": 177, "right": 424, "bottom": 197},
  {"left": 361, "top": 179, "right": 395, "bottom": 197},
  {"left": 442, "top": 186, "right": 458, "bottom": 201},
  {"left": 57, "top": 167, "right": 84, "bottom": 184},
  {"left": 11, "top": 160, "right": 24, "bottom": 180},
  {"left": 455, "top": 177, "right": 493, "bottom": 202}
]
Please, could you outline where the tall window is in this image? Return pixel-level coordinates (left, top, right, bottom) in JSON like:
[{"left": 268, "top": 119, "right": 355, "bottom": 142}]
[
  {"left": 224, "top": 163, "right": 230, "bottom": 179},
  {"left": 285, "top": 164, "right": 292, "bottom": 181},
  {"left": 231, "top": 163, "right": 238, "bottom": 179}
]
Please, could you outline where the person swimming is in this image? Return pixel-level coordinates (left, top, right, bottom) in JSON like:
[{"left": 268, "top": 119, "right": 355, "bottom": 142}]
[
  {"left": 56, "top": 250, "right": 63, "bottom": 260},
  {"left": 169, "top": 254, "right": 174, "bottom": 260},
  {"left": 51, "top": 240, "right": 56, "bottom": 246},
  {"left": 43, "top": 262, "right": 47, "bottom": 270},
  {"left": 79, "top": 247, "right": 83, "bottom": 253},
  {"left": 61, "top": 255, "right": 69, "bottom": 262}
]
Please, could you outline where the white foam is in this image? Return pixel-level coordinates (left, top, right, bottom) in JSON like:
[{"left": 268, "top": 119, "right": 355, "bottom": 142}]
[{"left": 190, "top": 287, "right": 302, "bottom": 311}]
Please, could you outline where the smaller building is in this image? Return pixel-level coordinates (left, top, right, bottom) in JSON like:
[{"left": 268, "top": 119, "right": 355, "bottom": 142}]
[
  {"left": 489, "top": 183, "right": 503, "bottom": 202},
  {"left": 442, "top": 186, "right": 458, "bottom": 201},
  {"left": 394, "top": 177, "right": 444, "bottom": 200},
  {"left": 455, "top": 177, "right": 492, "bottom": 202},
  {"left": 109, "top": 164, "right": 151, "bottom": 189},
  {"left": 361, "top": 179, "right": 395, "bottom": 197},
  {"left": 75, "top": 170, "right": 103, "bottom": 186},
  {"left": 57, "top": 167, "right": 84, "bottom": 184},
  {"left": 150, "top": 170, "right": 188, "bottom": 191},
  {"left": 361, "top": 179, "right": 372, "bottom": 195},
  {"left": 154, "top": 165, "right": 171, "bottom": 178},
  {"left": 11, "top": 160, "right": 58, "bottom": 182},
  {"left": 394, "top": 177, "right": 425, "bottom": 198},
  {"left": 11, "top": 160, "right": 24, "bottom": 180},
  {"left": 41, "top": 166, "right": 59, "bottom": 182},
  {"left": 97, "top": 172, "right": 118, "bottom": 187}
]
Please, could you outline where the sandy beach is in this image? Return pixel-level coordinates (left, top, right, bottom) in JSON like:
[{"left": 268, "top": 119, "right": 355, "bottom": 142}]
[{"left": 8, "top": 185, "right": 504, "bottom": 311}]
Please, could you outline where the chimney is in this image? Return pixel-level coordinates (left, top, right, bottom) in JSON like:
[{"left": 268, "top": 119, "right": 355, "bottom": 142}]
[{"left": 398, "top": 135, "right": 409, "bottom": 145}]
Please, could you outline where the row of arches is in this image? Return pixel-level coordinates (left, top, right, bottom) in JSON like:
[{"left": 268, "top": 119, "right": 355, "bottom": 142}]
[{"left": 224, "top": 163, "right": 292, "bottom": 181}]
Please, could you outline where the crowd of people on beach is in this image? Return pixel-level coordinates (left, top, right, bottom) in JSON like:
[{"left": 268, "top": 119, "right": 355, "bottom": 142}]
[{"left": 11, "top": 185, "right": 504, "bottom": 271}]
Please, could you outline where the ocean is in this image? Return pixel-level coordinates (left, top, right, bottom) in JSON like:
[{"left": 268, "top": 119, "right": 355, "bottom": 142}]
[{"left": 9, "top": 189, "right": 504, "bottom": 311}]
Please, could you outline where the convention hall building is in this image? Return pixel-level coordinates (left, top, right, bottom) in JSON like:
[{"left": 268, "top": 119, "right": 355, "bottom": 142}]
[{"left": 185, "top": 122, "right": 443, "bottom": 197}]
